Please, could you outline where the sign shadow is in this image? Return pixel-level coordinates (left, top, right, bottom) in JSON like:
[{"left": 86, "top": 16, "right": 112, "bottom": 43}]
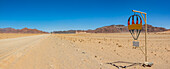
[{"left": 106, "top": 61, "right": 143, "bottom": 69}]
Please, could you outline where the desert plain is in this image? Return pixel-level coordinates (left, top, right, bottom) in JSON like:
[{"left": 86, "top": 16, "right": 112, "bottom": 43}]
[{"left": 0, "top": 33, "right": 169, "bottom": 69}]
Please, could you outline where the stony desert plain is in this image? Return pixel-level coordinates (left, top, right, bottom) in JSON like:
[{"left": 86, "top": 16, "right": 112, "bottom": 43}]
[{"left": 0, "top": 33, "right": 169, "bottom": 69}]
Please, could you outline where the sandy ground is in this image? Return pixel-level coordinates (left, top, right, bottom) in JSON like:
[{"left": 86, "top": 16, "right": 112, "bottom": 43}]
[{"left": 0, "top": 33, "right": 169, "bottom": 69}]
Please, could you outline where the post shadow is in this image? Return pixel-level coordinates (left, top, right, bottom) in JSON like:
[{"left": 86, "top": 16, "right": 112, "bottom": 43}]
[{"left": 106, "top": 61, "right": 144, "bottom": 69}]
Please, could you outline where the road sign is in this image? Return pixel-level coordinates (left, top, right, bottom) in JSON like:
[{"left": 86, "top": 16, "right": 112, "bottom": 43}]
[
  {"left": 128, "top": 14, "right": 142, "bottom": 40},
  {"left": 129, "top": 10, "right": 153, "bottom": 67}
]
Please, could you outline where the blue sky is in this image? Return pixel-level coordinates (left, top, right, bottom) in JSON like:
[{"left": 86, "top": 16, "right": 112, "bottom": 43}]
[{"left": 0, "top": 0, "right": 170, "bottom": 32}]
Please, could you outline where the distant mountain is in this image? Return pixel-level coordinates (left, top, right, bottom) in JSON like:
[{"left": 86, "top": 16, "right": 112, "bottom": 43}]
[
  {"left": 86, "top": 25, "right": 128, "bottom": 33},
  {"left": 143, "top": 24, "right": 168, "bottom": 32},
  {"left": 0, "top": 27, "right": 47, "bottom": 33},
  {"left": 52, "top": 24, "right": 169, "bottom": 33}
]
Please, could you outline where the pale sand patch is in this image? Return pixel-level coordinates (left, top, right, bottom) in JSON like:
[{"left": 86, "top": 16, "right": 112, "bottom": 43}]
[{"left": 0, "top": 33, "right": 45, "bottom": 39}]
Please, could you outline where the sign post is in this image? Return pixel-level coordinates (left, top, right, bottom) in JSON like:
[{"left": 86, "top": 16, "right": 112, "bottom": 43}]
[
  {"left": 128, "top": 10, "right": 153, "bottom": 67},
  {"left": 132, "top": 10, "right": 148, "bottom": 62}
]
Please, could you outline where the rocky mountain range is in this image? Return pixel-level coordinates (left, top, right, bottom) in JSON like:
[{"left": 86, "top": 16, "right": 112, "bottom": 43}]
[
  {"left": 86, "top": 24, "right": 168, "bottom": 33},
  {"left": 0, "top": 27, "right": 47, "bottom": 33},
  {"left": 0, "top": 24, "right": 168, "bottom": 33},
  {"left": 52, "top": 24, "right": 169, "bottom": 33}
]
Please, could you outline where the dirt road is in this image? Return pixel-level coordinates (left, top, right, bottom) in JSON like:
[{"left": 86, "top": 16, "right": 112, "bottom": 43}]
[
  {"left": 0, "top": 35, "right": 48, "bottom": 68},
  {"left": 0, "top": 34, "right": 108, "bottom": 69},
  {"left": 0, "top": 33, "right": 169, "bottom": 69}
]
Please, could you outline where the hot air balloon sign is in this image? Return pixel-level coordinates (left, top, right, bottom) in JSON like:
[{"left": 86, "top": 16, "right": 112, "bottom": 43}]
[
  {"left": 128, "top": 14, "right": 142, "bottom": 40},
  {"left": 128, "top": 10, "right": 153, "bottom": 67},
  {"left": 128, "top": 14, "right": 142, "bottom": 47}
]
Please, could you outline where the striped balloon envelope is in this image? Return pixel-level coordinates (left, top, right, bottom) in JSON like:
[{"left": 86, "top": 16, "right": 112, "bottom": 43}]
[{"left": 128, "top": 14, "right": 142, "bottom": 40}]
